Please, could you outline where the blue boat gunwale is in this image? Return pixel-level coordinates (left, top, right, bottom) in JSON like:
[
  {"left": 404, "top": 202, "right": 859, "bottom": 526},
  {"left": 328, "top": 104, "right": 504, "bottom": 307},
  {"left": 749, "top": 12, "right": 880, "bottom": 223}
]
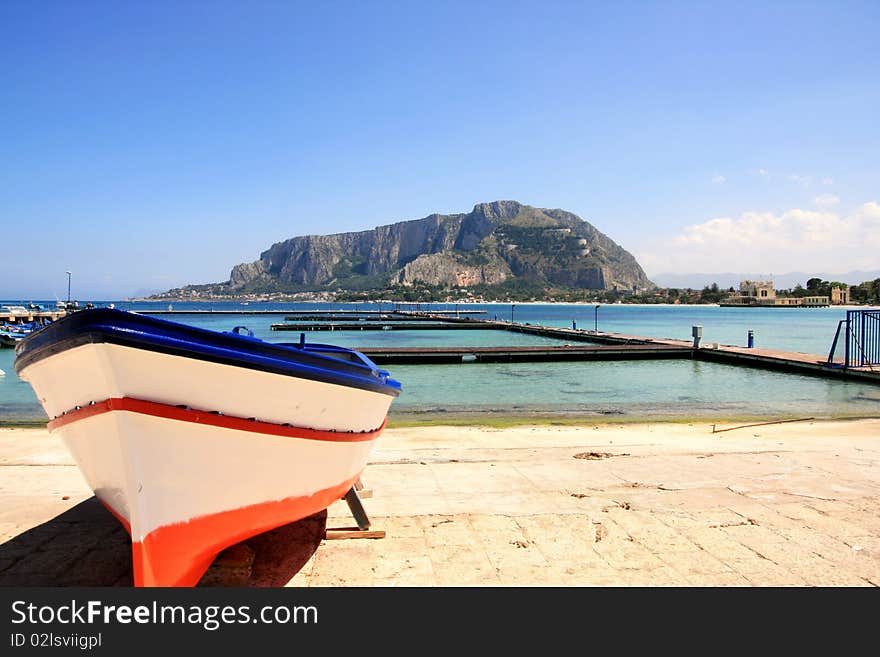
[{"left": 14, "top": 308, "right": 401, "bottom": 397}]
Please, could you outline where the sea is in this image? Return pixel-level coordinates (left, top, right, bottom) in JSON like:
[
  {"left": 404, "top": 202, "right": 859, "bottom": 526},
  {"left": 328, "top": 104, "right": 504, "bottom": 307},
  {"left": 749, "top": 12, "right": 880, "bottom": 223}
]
[{"left": 2, "top": 300, "right": 879, "bottom": 424}]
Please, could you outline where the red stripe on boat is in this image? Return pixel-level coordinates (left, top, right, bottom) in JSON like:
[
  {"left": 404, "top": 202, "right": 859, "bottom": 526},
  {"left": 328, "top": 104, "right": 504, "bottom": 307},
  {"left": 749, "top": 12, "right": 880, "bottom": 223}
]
[{"left": 47, "top": 397, "right": 384, "bottom": 442}]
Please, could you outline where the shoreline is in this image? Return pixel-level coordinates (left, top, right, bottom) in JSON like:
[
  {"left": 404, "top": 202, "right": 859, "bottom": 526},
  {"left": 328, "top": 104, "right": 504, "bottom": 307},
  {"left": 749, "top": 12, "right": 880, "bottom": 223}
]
[
  {"left": 120, "top": 298, "right": 880, "bottom": 310},
  {"left": 385, "top": 411, "right": 880, "bottom": 428},
  {"left": 4, "top": 411, "right": 880, "bottom": 431}
]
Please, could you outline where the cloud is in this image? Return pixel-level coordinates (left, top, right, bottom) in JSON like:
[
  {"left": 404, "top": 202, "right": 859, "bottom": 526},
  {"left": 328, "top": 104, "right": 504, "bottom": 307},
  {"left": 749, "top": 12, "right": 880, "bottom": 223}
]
[
  {"left": 812, "top": 194, "right": 840, "bottom": 207},
  {"left": 711, "top": 174, "right": 726, "bottom": 184},
  {"left": 636, "top": 202, "right": 880, "bottom": 274},
  {"left": 787, "top": 173, "right": 812, "bottom": 188},
  {"left": 748, "top": 168, "right": 769, "bottom": 179}
]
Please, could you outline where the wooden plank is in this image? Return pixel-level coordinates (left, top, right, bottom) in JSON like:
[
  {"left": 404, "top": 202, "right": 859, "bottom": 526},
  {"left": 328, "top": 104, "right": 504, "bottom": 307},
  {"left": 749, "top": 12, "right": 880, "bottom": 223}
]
[
  {"left": 271, "top": 322, "right": 486, "bottom": 331},
  {"left": 324, "top": 528, "right": 386, "bottom": 540}
]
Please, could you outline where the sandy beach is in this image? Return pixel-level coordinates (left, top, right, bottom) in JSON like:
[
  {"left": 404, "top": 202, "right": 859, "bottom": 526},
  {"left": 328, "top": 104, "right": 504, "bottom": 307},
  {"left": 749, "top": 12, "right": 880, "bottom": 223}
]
[{"left": 1, "top": 418, "right": 879, "bottom": 586}]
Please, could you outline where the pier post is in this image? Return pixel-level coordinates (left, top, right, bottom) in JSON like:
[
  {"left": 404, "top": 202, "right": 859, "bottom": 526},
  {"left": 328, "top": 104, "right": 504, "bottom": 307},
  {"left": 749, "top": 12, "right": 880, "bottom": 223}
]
[
  {"left": 748, "top": 330, "right": 754, "bottom": 348},
  {"left": 692, "top": 325, "right": 702, "bottom": 349}
]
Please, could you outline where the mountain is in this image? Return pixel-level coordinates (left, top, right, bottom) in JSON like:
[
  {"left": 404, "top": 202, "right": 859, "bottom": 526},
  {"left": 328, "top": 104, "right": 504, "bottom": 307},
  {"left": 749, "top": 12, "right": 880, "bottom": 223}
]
[
  {"left": 161, "top": 201, "right": 654, "bottom": 298},
  {"left": 651, "top": 270, "right": 880, "bottom": 291}
]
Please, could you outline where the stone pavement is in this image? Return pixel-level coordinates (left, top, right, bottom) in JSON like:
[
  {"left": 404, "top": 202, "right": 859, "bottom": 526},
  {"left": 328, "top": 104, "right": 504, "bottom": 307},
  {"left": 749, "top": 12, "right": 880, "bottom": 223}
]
[{"left": 1, "top": 420, "right": 879, "bottom": 587}]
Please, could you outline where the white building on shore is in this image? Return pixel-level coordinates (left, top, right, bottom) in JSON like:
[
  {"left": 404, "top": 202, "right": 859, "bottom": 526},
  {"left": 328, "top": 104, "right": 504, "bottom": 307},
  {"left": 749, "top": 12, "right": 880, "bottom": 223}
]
[{"left": 720, "top": 280, "right": 830, "bottom": 307}]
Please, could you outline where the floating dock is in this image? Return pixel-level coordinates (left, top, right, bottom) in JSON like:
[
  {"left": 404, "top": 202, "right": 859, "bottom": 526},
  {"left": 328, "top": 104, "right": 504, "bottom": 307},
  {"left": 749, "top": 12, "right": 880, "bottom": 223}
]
[
  {"left": 283, "top": 309, "right": 487, "bottom": 316},
  {"left": 271, "top": 322, "right": 489, "bottom": 331},
  {"left": 282, "top": 314, "right": 483, "bottom": 322},
  {"left": 140, "top": 309, "right": 314, "bottom": 315},
  {"left": 136, "top": 308, "right": 880, "bottom": 385},
  {"left": 357, "top": 344, "right": 691, "bottom": 364},
  {"left": 137, "top": 309, "right": 486, "bottom": 317},
  {"left": 328, "top": 312, "right": 879, "bottom": 384}
]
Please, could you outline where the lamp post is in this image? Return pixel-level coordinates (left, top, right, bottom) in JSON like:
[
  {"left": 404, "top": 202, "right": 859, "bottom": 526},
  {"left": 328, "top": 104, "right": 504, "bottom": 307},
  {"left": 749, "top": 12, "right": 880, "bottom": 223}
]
[
  {"left": 510, "top": 303, "right": 516, "bottom": 324},
  {"left": 594, "top": 304, "right": 600, "bottom": 333},
  {"left": 66, "top": 271, "right": 72, "bottom": 304}
]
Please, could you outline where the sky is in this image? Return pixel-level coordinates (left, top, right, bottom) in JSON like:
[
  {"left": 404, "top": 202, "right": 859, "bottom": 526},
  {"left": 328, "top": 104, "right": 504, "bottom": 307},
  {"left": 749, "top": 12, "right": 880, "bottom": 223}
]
[{"left": 1, "top": 0, "right": 878, "bottom": 299}]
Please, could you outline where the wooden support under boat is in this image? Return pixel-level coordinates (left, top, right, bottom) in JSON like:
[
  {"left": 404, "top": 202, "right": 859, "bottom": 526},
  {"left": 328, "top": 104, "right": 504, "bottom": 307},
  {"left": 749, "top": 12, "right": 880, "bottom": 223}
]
[
  {"left": 324, "top": 478, "right": 386, "bottom": 540},
  {"left": 324, "top": 529, "right": 386, "bottom": 540}
]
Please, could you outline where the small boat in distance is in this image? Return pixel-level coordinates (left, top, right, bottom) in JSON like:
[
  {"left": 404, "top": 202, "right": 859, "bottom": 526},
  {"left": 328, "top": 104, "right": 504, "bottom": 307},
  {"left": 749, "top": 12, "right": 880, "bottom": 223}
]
[
  {"left": 14, "top": 309, "right": 401, "bottom": 586},
  {"left": 0, "top": 322, "right": 41, "bottom": 348}
]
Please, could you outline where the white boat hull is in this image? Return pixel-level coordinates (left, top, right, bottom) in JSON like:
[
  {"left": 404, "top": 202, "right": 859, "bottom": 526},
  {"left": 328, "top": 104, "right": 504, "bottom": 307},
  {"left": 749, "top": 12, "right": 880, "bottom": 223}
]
[
  {"left": 16, "top": 315, "right": 399, "bottom": 587},
  {"left": 50, "top": 398, "right": 379, "bottom": 586}
]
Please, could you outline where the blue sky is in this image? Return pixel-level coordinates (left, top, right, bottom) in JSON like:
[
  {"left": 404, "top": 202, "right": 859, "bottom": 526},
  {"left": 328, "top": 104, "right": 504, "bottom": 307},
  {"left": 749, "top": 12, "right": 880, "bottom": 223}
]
[{"left": 2, "top": 1, "right": 878, "bottom": 298}]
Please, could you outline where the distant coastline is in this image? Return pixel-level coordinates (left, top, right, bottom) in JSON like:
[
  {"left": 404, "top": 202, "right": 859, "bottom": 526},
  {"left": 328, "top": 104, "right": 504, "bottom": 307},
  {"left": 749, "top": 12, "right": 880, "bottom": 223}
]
[{"left": 126, "top": 296, "right": 880, "bottom": 309}]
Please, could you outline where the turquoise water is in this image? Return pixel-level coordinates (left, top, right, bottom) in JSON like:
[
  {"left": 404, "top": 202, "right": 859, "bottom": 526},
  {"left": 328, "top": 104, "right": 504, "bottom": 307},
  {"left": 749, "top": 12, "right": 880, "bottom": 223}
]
[{"left": 2, "top": 301, "right": 878, "bottom": 423}]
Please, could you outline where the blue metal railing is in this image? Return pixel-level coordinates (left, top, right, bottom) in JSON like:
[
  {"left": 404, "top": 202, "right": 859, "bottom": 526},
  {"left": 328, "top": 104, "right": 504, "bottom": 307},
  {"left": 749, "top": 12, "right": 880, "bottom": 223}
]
[{"left": 827, "top": 310, "right": 880, "bottom": 370}]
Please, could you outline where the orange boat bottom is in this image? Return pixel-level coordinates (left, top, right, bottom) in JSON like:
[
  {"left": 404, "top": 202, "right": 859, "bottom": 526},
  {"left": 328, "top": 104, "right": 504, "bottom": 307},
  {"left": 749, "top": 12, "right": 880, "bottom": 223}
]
[{"left": 100, "top": 475, "right": 359, "bottom": 586}]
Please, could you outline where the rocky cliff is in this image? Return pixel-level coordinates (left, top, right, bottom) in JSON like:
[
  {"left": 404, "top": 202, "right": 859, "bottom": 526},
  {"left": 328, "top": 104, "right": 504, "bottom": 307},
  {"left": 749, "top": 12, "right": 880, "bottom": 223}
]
[{"left": 219, "top": 201, "right": 653, "bottom": 293}]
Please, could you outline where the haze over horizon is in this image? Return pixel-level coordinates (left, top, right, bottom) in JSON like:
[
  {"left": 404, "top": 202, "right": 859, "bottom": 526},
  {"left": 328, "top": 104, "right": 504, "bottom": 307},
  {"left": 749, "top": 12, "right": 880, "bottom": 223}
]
[{"left": 2, "top": 1, "right": 878, "bottom": 299}]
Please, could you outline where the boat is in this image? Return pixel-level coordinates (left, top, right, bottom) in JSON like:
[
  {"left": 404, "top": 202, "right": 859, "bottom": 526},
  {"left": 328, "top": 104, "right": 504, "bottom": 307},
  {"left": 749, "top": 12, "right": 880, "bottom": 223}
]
[
  {"left": 0, "top": 323, "right": 38, "bottom": 347},
  {"left": 14, "top": 308, "right": 401, "bottom": 586}
]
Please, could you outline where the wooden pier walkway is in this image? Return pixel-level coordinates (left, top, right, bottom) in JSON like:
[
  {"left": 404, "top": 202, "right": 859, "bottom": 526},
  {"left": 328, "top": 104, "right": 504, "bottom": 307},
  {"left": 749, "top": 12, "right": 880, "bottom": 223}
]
[
  {"left": 271, "top": 321, "right": 489, "bottom": 331},
  {"left": 138, "top": 309, "right": 486, "bottom": 317},
  {"left": 0, "top": 310, "right": 66, "bottom": 323},
  {"left": 357, "top": 344, "right": 691, "bottom": 364},
  {"left": 282, "top": 314, "right": 483, "bottom": 322},
  {"left": 135, "top": 308, "right": 879, "bottom": 384},
  {"left": 335, "top": 312, "right": 879, "bottom": 384},
  {"left": 286, "top": 309, "right": 486, "bottom": 316},
  {"left": 141, "top": 309, "right": 314, "bottom": 315}
]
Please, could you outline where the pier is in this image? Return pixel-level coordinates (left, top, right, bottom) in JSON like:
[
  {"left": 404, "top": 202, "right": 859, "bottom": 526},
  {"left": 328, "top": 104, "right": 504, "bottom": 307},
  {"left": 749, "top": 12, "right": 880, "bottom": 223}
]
[
  {"left": 137, "top": 308, "right": 486, "bottom": 317},
  {"left": 140, "top": 309, "right": 321, "bottom": 315},
  {"left": 283, "top": 309, "right": 487, "bottom": 316},
  {"left": 352, "top": 335, "right": 879, "bottom": 383},
  {"left": 283, "top": 314, "right": 485, "bottom": 322},
  {"left": 271, "top": 321, "right": 491, "bottom": 331},
  {"left": 264, "top": 311, "right": 880, "bottom": 385},
  {"left": 117, "top": 307, "right": 880, "bottom": 385},
  {"left": 357, "top": 344, "right": 691, "bottom": 364},
  {"left": 0, "top": 309, "right": 66, "bottom": 323}
]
